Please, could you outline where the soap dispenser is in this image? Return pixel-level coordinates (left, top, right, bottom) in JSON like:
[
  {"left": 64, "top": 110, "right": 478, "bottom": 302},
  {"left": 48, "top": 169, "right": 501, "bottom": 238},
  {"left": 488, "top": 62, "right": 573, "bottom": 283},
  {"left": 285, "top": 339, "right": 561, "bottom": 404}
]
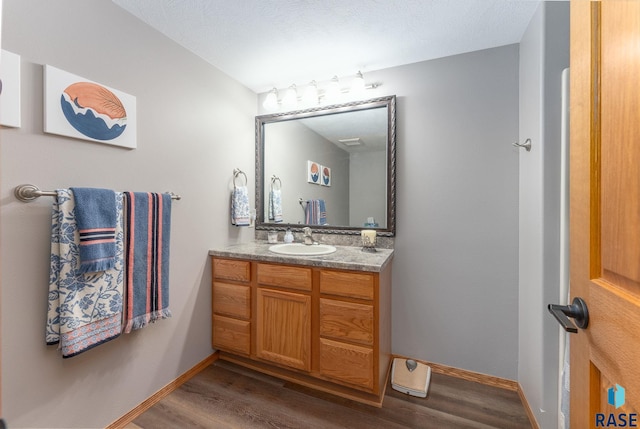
[{"left": 284, "top": 228, "right": 294, "bottom": 243}]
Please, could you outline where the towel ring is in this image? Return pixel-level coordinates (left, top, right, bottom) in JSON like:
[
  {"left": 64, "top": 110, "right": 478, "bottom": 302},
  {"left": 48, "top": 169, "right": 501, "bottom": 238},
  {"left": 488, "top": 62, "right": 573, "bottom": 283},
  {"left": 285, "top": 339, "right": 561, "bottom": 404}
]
[
  {"left": 233, "top": 168, "right": 247, "bottom": 187},
  {"left": 271, "top": 175, "right": 282, "bottom": 190}
]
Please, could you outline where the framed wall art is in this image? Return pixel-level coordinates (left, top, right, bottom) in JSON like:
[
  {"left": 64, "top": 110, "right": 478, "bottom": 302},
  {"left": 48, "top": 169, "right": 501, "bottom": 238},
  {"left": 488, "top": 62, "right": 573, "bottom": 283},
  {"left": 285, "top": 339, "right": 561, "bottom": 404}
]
[
  {"left": 321, "top": 165, "right": 331, "bottom": 186},
  {"left": 44, "top": 65, "right": 137, "bottom": 148},
  {"left": 307, "top": 160, "right": 320, "bottom": 184}
]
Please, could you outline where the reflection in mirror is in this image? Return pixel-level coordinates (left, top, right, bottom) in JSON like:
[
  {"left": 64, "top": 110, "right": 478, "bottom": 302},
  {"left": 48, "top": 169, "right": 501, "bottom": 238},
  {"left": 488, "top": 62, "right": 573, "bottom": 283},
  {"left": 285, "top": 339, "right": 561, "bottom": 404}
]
[{"left": 256, "top": 95, "right": 396, "bottom": 236}]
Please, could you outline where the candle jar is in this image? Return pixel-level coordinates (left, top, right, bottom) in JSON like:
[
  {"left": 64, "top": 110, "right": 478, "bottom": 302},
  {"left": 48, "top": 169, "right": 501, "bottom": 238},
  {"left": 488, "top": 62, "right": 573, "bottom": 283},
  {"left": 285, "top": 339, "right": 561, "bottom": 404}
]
[
  {"left": 361, "top": 230, "right": 377, "bottom": 252},
  {"left": 267, "top": 231, "right": 278, "bottom": 243}
]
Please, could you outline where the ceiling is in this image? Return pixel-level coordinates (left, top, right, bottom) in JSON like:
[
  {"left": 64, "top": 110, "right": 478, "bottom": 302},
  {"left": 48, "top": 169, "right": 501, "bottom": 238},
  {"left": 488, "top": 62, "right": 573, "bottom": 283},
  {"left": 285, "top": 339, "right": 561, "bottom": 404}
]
[
  {"left": 299, "top": 106, "right": 388, "bottom": 152},
  {"left": 112, "top": 0, "right": 541, "bottom": 94}
]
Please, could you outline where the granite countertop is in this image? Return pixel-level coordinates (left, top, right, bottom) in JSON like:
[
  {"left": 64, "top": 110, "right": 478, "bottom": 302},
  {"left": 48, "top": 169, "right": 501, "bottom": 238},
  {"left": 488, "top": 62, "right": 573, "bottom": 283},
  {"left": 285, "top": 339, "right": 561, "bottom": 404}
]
[{"left": 209, "top": 241, "right": 393, "bottom": 272}]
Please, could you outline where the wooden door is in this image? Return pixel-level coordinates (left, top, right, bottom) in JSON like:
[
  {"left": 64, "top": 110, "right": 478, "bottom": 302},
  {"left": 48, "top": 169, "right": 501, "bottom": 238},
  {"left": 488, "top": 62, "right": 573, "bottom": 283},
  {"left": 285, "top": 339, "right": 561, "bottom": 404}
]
[
  {"left": 570, "top": 1, "right": 640, "bottom": 427},
  {"left": 256, "top": 288, "right": 311, "bottom": 371}
]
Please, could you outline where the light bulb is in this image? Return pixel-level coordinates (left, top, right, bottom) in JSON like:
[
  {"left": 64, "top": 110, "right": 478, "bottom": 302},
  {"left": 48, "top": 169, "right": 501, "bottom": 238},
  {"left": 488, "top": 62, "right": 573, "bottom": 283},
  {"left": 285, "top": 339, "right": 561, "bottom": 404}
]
[
  {"left": 302, "top": 81, "right": 319, "bottom": 105},
  {"left": 282, "top": 84, "right": 298, "bottom": 109},
  {"left": 351, "top": 71, "right": 366, "bottom": 95},
  {"left": 263, "top": 88, "right": 278, "bottom": 111},
  {"left": 325, "top": 76, "right": 341, "bottom": 103}
]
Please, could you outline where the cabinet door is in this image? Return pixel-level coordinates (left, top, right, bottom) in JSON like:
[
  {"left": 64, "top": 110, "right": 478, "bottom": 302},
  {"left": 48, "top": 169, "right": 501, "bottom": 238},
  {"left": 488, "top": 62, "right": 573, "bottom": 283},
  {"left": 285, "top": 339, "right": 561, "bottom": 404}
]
[{"left": 256, "top": 288, "right": 311, "bottom": 372}]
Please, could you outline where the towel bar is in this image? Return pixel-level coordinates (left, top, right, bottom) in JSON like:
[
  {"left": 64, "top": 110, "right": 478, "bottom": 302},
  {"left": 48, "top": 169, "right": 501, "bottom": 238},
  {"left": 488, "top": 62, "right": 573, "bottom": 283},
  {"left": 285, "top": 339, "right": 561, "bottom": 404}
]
[{"left": 14, "top": 184, "right": 181, "bottom": 203}]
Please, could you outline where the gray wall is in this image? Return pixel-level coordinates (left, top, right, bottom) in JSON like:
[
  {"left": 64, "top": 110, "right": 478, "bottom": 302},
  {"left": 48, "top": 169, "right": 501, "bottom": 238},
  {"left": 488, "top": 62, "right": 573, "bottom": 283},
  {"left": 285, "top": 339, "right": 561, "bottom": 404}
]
[
  {"left": 349, "top": 150, "right": 386, "bottom": 227},
  {"left": 365, "top": 46, "right": 521, "bottom": 379},
  {"left": 1, "top": 1, "right": 256, "bottom": 427},
  {"left": 518, "top": 3, "right": 569, "bottom": 428},
  {"left": 263, "top": 120, "right": 349, "bottom": 226}
]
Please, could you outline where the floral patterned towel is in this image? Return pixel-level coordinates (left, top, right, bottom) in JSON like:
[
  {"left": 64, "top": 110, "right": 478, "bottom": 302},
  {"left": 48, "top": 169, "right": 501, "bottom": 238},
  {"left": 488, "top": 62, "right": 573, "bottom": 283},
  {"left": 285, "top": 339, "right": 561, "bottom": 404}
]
[
  {"left": 231, "top": 185, "right": 250, "bottom": 226},
  {"left": 268, "top": 188, "right": 283, "bottom": 223},
  {"left": 46, "top": 189, "right": 124, "bottom": 358}
]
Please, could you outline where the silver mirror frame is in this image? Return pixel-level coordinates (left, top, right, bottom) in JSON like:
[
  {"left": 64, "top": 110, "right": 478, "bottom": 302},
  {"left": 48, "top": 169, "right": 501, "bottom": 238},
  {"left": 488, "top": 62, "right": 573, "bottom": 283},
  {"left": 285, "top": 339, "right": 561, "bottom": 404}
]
[{"left": 255, "top": 95, "right": 396, "bottom": 236}]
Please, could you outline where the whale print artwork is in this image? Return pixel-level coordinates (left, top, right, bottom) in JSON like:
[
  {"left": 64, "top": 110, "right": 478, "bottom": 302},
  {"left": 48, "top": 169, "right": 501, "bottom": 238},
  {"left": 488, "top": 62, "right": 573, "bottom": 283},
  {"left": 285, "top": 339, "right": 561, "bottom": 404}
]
[{"left": 44, "top": 65, "right": 137, "bottom": 148}]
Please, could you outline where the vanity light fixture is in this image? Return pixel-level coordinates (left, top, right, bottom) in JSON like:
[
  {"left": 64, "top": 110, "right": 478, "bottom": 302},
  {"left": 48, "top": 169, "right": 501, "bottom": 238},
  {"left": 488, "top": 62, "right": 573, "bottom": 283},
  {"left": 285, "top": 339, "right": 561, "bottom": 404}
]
[{"left": 261, "top": 72, "right": 381, "bottom": 111}]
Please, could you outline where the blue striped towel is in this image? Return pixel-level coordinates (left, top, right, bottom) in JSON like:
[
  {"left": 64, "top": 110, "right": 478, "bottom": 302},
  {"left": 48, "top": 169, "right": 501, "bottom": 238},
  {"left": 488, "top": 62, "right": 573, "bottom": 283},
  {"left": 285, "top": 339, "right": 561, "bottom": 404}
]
[
  {"left": 123, "top": 192, "right": 172, "bottom": 332},
  {"left": 304, "top": 199, "right": 327, "bottom": 225},
  {"left": 70, "top": 187, "right": 117, "bottom": 273},
  {"left": 318, "top": 199, "right": 327, "bottom": 225}
]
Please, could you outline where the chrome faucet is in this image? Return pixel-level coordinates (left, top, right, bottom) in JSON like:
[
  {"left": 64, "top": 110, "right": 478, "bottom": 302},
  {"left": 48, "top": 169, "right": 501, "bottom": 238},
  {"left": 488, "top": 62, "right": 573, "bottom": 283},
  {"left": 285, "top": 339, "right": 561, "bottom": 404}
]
[{"left": 303, "top": 227, "right": 314, "bottom": 245}]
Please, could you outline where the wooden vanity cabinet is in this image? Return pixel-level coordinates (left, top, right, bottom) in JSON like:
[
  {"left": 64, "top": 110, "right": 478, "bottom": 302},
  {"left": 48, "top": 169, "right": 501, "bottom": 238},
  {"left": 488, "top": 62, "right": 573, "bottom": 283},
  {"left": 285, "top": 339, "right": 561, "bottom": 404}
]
[{"left": 210, "top": 256, "right": 392, "bottom": 407}]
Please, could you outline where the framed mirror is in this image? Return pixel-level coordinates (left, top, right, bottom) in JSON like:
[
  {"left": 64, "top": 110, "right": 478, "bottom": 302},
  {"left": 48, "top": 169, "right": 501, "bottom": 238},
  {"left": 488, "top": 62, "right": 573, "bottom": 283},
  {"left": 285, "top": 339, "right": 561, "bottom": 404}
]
[{"left": 256, "top": 95, "right": 396, "bottom": 236}]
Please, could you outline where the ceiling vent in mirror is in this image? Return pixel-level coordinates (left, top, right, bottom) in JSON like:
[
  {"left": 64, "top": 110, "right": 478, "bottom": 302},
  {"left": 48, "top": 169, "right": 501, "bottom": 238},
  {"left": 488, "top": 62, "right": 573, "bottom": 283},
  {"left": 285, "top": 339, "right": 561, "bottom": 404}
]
[{"left": 339, "top": 137, "right": 363, "bottom": 146}]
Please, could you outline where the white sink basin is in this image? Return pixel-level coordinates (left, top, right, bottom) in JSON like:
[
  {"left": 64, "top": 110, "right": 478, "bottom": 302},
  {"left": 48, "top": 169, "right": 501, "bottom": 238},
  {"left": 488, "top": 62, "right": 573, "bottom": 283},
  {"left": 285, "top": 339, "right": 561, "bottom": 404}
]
[{"left": 268, "top": 243, "right": 337, "bottom": 256}]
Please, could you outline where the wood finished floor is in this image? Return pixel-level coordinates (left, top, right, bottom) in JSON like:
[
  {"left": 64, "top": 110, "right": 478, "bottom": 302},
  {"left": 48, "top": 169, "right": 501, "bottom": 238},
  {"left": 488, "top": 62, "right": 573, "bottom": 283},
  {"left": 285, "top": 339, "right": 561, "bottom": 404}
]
[{"left": 127, "top": 360, "right": 532, "bottom": 429}]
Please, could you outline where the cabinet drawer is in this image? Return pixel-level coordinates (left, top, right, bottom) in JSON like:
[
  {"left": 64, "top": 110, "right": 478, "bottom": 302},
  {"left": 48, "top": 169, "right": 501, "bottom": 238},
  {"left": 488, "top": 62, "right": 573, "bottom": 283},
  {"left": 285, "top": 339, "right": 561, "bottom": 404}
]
[
  {"left": 213, "top": 258, "right": 250, "bottom": 282},
  {"left": 319, "top": 338, "right": 374, "bottom": 391},
  {"left": 213, "top": 282, "right": 250, "bottom": 319},
  {"left": 212, "top": 315, "right": 250, "bottom": 355},
  {"left": 320, "top": 270, "right": 374, "bottom": 300},
  {"left": 257, "top": 263, "right": 312, "bottom": 292},
  {"left": 319, "top": 298, "right": 374, "bottom": 346}
]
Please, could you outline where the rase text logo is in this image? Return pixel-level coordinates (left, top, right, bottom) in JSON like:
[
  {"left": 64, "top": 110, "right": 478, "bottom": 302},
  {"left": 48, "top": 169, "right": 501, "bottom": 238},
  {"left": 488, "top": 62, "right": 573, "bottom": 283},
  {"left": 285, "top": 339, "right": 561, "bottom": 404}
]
[{"left": 595, "top": 384, "right": 637, "bottom": 428}]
